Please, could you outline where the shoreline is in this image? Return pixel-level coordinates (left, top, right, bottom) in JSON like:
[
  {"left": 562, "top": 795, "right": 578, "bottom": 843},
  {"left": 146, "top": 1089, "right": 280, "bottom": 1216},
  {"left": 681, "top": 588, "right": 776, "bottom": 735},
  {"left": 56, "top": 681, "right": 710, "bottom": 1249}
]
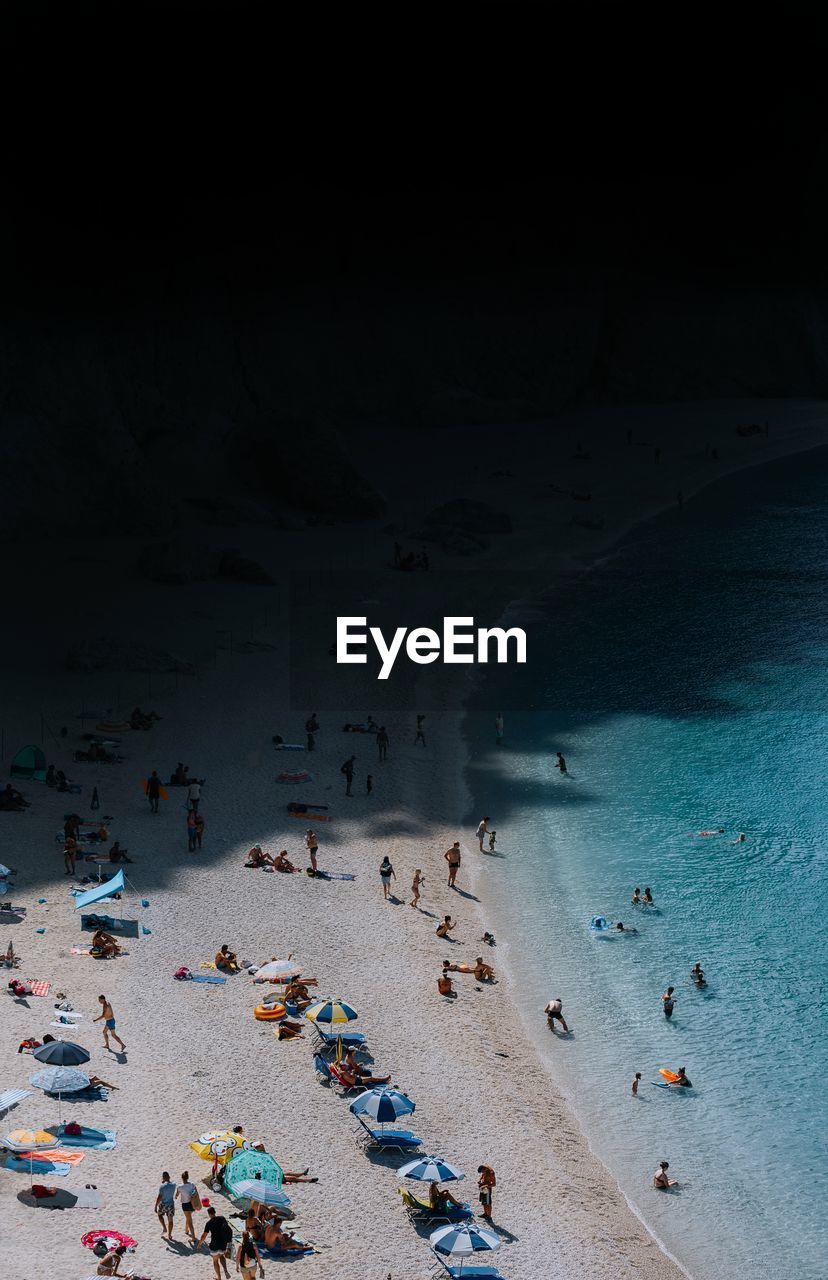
[{"left": 1, "top": 399, "right": 826, "bottom": 1279}]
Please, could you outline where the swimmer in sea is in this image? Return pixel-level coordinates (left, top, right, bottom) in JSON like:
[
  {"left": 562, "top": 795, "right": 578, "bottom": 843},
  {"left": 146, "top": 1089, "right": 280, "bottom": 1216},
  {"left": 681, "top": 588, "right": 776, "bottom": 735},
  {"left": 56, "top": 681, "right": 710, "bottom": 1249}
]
[
  {"left": 662, "top": 986, "right": 676, "bottom": 1019},
  {"left": 732, "top": 832, "right": 746, "bottom": 843},
  {"left": 615, "top": 921, "right": 637, "bottom": 933},
  {"left": 631, "top": 887, "right": 642, "bottom": 905},
  {"left": 690, "top": 962, "right": 706, "bottom": 986},
  {"left": 555, "top": 752, "right": 568, "bottom": 774},
  {"left": 670, "top": 1066, "right": 692, "bottom": 1088},
  {"left": 697, "top": 828, "right": 725, "bottom": 836},
  {"left": 642, "top": 887, "right": 654, "bottom": 905}
]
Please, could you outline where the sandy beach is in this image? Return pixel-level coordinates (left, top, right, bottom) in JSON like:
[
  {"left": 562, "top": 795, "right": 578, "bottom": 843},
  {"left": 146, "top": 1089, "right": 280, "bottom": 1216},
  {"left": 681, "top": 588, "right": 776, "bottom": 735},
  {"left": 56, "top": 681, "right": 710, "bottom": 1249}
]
[{"left": 2, "top": 399, "right": 826, "bottom": 1280}]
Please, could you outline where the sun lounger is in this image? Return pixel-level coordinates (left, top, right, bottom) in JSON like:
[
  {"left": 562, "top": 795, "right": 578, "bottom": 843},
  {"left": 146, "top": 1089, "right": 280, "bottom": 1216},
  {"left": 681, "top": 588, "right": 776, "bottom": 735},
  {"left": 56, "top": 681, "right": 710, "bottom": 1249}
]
[
  {"left": 0, "top": 1087, "right": 31, "bottom": 1115},
  {"left": 314, "top": 1026, "right": 367, "bottom": 1052},
  {"left": 399, "top": 1188, "right": 473, "bottom": 1223},
  {"left": 327, "top": 1063, "right": 370, "bottom": 1096},
  {"left": 355, "top": 1116, "right": 422, "bottom": 1152},
  {"left": 434, "top": 1267, "right": 504, "bottom": 1280}
]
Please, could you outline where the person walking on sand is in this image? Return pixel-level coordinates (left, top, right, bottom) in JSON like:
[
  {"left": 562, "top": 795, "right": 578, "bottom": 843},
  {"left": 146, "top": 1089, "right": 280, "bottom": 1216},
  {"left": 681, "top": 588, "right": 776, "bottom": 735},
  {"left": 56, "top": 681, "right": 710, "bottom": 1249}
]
[
  {"left": 236, "top": 1229, "right": 264, "bottom": 1280},
  {"left": 653, "top": 1160, "right": 678, "bottom": 1190},
  {"left": 366, "top": 774, "right": 373, "bottom": 796},
  {"left": 176, "top": 1169, "right": 198, "bottom": 1243},
  {"left": 414, "top": 714, "right": 426, "bottom": 746},
  {"left": 146, "top": 770, "right": 162, "bottom": 813},
  {"left": 198, "top": 1206, "right": 233, "bottom": 1279},
  {"left": 94, "top": 994, "right": 126, "bottom": 1052},
  {"left": 445, "top": 841, "right": 461, "bottom": 888},
  {"left": 305, "top": 712, "right": 319, "bottom": 752},
  {"left": 662, "top": 986, "right": 676, "bottom": 1019},
  {"left": 341, "top": 756, "right": 355, "bottom": 796},
  {"left": 476, "top": 817, "right": 492, "bottom": 852},
  {"left": 195, "top": 812, "right": 205, "bottom": 849},
  {"left": 187, "top": 779, "right": 201, "bottom": 813},
  {"left": 495, "top": 712, "right": 504, "bottom": 745},
  {"left": 155, "top": 1170, "right": 177, "bottom": 1240},
  {"left": 305, "top": 829, "right": 318, "bottom": 875},
  {"left": 410, "top": 868, "right": 423, "bottom": 908},
  {"left": 544, "top": 997, "right": 569, "bottom": 1032},
  {"left": 632, "top": 1072, "right": 642, "bottom": 1097},
  {"left": 376, "top": 726, "right": 389, "bottom": 761},
  {"left": 380, "top": 855, "right": 396, "bottom": 899},
  {"left": 187, "top": 808, "right": 197, "bottom": 851},
  {"left": 477, "top": 1164, "right": 496, "bottom": 1220}
]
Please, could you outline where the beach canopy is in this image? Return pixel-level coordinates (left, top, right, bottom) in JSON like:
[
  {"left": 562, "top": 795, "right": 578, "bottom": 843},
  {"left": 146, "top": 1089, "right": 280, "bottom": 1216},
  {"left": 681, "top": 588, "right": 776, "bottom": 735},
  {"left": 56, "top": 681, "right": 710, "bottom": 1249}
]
[
  {"left": 350, "top": 1087, "right": 415, "bottom": 1124},
  {"left": 189, "top": 1129, "right": 247, "bottom": 1166},
  {"left": 305, "top": 997, "right": 358, "bottom": 1026},
  {"left": 430, "top": 1222, "right": 501, "bottom": 1259},
  {"left": 74, "top": 870, "right": 125, "bottom": 910},
  {"left": 33, "top": 1040, "right": 90, "bottom": 1067},
  {"left": 399, "top": 1156, "right": 464, "bottom": 1184},
  {"left": 10, "top": 744, "right": 46, "bottom": 782},
  {"left": 231, "top": 1177, "right": 291, "bottom": 1210},
  {"left": 224, "top": 1150, "right": 284, "bottom": 1194}
]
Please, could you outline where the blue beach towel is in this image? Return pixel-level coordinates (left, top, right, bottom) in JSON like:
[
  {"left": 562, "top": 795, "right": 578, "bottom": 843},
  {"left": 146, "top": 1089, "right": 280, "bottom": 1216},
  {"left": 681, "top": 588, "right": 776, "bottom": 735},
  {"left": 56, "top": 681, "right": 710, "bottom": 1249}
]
[
  {"left": 189, "top": 974, "right": 227, "bottom": 984},
  {"left": 47, "top": 1086, "right": 108, "bottom": 1103},
  {"left": 6, "top": 1156, "right": 72, "bottom": 1176},
  {"left": 54, "top": 1125, "right": 116, "bottom": 1149}
]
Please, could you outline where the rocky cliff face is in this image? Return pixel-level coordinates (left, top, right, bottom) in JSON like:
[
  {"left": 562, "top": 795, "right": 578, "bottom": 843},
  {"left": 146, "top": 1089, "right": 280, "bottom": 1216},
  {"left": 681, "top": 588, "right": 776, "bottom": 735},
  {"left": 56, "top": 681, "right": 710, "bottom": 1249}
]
[{"left": 1, "top": 282, "right": 825, "bottom": 537}]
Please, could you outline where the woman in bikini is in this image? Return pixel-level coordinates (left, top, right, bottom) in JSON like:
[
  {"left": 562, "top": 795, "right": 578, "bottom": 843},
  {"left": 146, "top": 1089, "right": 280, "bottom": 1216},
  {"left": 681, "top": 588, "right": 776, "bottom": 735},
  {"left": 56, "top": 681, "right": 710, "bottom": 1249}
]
[{"left": 236, "top": 1230, "right": 264, "bottom": 1279}]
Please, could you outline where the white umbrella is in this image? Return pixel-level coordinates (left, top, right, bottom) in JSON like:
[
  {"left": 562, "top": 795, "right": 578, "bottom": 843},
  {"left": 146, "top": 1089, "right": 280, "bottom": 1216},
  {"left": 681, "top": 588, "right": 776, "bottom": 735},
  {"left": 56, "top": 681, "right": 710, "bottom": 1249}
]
[
  {"left": 30, "top": 1066, "right": 90, "bottom": 1123},
  {"left": 255, "top": 960, "right": 302, "bottom": 981}
]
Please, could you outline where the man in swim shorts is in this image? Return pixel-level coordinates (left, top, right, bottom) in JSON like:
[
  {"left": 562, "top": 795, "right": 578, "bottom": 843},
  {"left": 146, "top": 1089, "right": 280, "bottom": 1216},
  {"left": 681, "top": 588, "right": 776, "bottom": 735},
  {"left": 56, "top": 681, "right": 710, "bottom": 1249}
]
[
  {"left": 94, "top": 994, "right": 126, "bottom": 1051},
  {"left": 544, "top": 998, "right": 569, "bottom": 1031},
  {"left": 444, "top": 842, "right": 461, "bottom": 887}
]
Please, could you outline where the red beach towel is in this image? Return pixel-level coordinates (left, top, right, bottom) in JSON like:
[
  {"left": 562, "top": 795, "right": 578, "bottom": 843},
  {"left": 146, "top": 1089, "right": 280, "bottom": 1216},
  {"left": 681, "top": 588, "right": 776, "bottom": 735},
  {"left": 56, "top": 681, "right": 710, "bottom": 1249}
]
[{"left": 28, "top": 980, "right": 51, "bottom": 997}]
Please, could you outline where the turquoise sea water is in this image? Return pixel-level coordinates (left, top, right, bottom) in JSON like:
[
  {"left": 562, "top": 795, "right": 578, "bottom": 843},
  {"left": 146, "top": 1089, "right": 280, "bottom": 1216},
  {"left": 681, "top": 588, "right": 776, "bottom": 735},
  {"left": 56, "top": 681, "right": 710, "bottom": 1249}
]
[{"left": 469, "top": 447, "right": 828, "bottom": 1280}]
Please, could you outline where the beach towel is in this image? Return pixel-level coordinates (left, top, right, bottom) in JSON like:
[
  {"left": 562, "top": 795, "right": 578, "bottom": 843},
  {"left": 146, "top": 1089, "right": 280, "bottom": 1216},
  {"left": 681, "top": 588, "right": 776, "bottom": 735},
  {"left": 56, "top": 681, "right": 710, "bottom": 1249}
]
[
  {"left": 55, "top": 1126, "right": 116, "bottom": 1150},
  {"left": 273, "top": 743, "right": 305, "bottom": 750},
  {"left": 28, "top": 980, "right": 51, "bottom": 997},
  {"left": 199, "top": 960, "right": 218, "bottom": 970},
  {"left": 47, "top": 1086, "right": 108, "bottom": 1103},
  {"left": 6, "top": 1156, "right": 72, "bottom": 1176},
  {"left": 75, "top": 1185, "right": 102, "bottom": 1208},
  {"left": 289, "top": 812, "right": 332, "bottom": 821},
  {"left": 189, "top": 973, "right": 226, "bottom": 984},
  {"left": 313, "top": 871, "right": 355, "bottom": 880},
  {"left": 20, "top": 1148, "right": 86, "bottom": 1165},
  {"left": 71, "top": 946, "right": 93, "bottom": 955}
]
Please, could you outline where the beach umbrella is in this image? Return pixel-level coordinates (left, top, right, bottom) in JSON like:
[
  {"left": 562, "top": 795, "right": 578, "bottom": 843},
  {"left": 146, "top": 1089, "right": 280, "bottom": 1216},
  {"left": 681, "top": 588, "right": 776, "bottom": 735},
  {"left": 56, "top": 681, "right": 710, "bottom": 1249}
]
[
  {"left": 1, "top": 1128, "right": 59, "bottom": 1186},
  {"left": 349, "top": 1087, "right": 415, "bottom": 1126},
  {"left": 224, "top": 1149, "right": 284, "bottom": 1195},
  {"left": 32, "top": 1040, "right": 90, "bottom": 1067},
  {"left": 276, "top": 771, "right": 313, "bottom": 784},
  {"left": 231, "top": 1177, "right": 291, "bottom": 1210},
  {"left": 189, "top": 1129, "right": 246, "bottom": 1166},
  {"left": 398, "top": 1156, "right": 464, "bottom": 1184},
  {"left": 0, "top": 863, "right": 13, "bottom": 878},
  {"left": 305, "top": 997, "right": 358, "bottom": 1026},
  {"left": 255, "top": 960, "right": 302, "bottom": 981},
  {"left": 30, "top": 1066, "right": 90, "bottom": 1123},
  {"left": 430, "top": 1222, "right": 501, "bottom": 1271}
]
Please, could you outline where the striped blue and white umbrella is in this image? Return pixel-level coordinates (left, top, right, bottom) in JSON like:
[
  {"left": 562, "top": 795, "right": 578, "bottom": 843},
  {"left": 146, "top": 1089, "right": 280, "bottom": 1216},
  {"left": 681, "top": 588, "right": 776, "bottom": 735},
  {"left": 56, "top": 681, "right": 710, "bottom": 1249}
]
[
  {"left": 231, "top": 1177, "right": 292, "bottom": 1210},
  {"left": 305, "top": 997, "right": 358, "bottom": 1026},
  {"left": 349, "top": 1087, "right": 415, "bottom": 1125},
  {"left": 399, "top": 1155, "right": 464, "bottom": 1184},
  {"left": 430, "top": 1222, "right": 501, "bottom": 1262}
]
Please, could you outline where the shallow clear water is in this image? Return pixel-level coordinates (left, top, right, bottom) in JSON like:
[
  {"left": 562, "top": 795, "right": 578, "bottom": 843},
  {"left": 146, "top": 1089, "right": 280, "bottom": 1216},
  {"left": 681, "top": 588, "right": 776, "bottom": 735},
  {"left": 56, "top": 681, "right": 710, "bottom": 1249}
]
[{"left": 468, "top": 447, "right": 828, "bottom": 1280}]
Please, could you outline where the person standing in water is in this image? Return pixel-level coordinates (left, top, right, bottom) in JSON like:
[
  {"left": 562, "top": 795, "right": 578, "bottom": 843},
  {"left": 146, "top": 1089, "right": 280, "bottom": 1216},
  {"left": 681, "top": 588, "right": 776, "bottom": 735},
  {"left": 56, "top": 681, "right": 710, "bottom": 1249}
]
[
  {"left": 632, "top": 1072, "right": 642, "bottom": 1097},
  {"left": 662, "top": 986, "right": 676, "bottom": 1019},
  {"left": 414, "top": 714, "right": 426, "bottom": 746},
  {"left": 341, "top": 756, "right": 355, "bottom": 796},
  {"left": 544, "top": 997, "right": 569, "bottom": 1032},
  {"left": 555, "top": 752, "right": 567, "bottom": 775},
  {"left": 495, "top": 713, "right": 504, "bottom": 745},
  {"left": 476, "top": 817, "right": 492, "bottom": 851}
]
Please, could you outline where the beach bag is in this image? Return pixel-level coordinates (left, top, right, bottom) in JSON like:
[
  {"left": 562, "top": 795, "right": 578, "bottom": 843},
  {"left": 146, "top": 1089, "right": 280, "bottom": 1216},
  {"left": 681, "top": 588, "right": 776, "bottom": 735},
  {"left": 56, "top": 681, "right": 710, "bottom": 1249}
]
[
  {"left": 190, "top": 1189, "right": 202, "bottom": 1211},
  {"left": 174, "top": 966, "right": 191, "bottom": 980}
]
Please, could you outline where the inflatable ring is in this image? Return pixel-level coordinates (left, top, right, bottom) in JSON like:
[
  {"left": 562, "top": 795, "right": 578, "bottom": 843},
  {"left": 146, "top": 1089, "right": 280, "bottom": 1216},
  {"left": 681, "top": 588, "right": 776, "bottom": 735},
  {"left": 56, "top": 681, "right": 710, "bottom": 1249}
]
[{"left": 254, "top": 1003, "right": 286, "bottom": 1021}]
